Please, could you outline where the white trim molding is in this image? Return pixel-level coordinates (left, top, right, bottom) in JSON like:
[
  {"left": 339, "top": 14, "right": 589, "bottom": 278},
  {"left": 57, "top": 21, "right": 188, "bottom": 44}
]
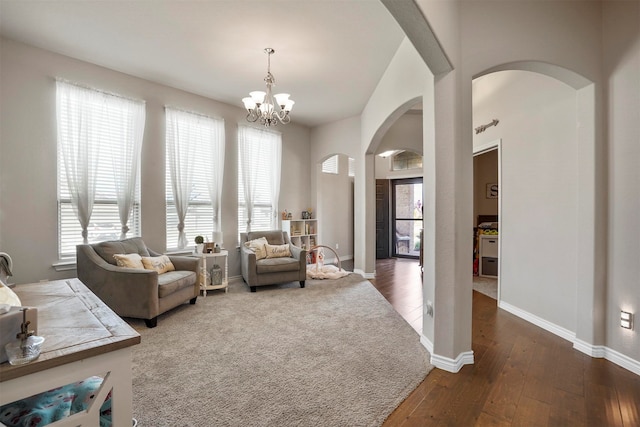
[
  {"left": 421, "top": 334, "right": 474, "bottom": 373},
  {"left": 354, "top": 269, "right": 375, "bottom": 279},
  {"left": 420, "top": 335, "right": 474, "bottom": 374},
  {"left": 574, "top": 339, "right": 640, "bottom": 376},
  {"left": 430, "top": 351, "right": 475, "bottom": 373},
  {"left": 499, "top": 301, "right": 576, "bottom": 343},
  {"left": 500, "top": 301, "right": 640, "bottom": 376},
  {"left": 420, "top": 334, "right": 434, "bottom": 355},
  {"left": 573, "top": 339, "right": 606, "bottom": 358},
  {"left": 52, "top": 259, "right": 76, "bottom": 272}
]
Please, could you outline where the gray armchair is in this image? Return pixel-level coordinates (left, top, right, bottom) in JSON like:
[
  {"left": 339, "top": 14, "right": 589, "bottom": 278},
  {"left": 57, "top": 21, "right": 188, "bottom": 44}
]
[
  {"left": 76, "top": 237, "right": 200, "bottom": 327},
  {"left": 240, "top": 230, "right": 307, "bottom": 292}
]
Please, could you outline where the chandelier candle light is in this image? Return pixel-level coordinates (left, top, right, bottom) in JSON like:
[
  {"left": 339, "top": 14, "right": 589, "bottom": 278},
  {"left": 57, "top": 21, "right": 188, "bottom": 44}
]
[{"left": 242, "top": 48, "right": 295, "bottom": 127}]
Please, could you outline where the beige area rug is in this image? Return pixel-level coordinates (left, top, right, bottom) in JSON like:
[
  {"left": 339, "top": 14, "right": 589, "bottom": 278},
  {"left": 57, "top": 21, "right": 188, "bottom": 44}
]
[
  {"left": 127, "top": 273, "right": 433, "bottom": 427},
  {"left": 473, "top": 276, "right": 498, "bottom": 300}
]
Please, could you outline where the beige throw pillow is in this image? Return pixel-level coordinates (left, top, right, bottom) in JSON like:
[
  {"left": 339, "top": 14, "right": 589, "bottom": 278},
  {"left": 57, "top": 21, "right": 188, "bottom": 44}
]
[
  {"left": 113, "top": 253, "right": 144, "bottom": 269},
  {"left": 244, "top": 237, "right": 268, "bottom": 260},
  {"left": 141, "top": 255, "right": 176, "bottom": 274},
  {"left": 265, "top": 243, "right": 291, "bottom": 259}
]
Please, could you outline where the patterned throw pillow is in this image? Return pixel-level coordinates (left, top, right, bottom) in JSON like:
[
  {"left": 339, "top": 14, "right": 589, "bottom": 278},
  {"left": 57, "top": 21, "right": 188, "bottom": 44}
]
[
  {"left": 265, "top": 243, "right": 291, "bottom": 259},
  {"left": 244, "top": 237, "right": 268, "bottom": 260},
  {"left": 141, "top": 255, "right": 176, "bottom": 274},
  {"left": 113, "top": 253, "right": 144, "bottom": 269}
]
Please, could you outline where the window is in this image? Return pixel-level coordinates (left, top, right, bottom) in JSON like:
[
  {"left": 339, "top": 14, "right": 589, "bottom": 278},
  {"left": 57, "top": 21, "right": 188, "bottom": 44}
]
[
  {"left": 392, "top": 151, "right": 422, "bottom": 171},
  {"left": 348, "top": 157, "right": 355, "bottom": 177},
  {"left": 237, "top": 125, "right": 282, "bottom": 240},
  {"left": 322, "top": 155, "right": 338, "bottom": 174},
  {"left": 165, "top": 108, "right": 225, "bottom": 250},
  {"left": 56, "top": 81, "right": 145, "bottom": 259}
]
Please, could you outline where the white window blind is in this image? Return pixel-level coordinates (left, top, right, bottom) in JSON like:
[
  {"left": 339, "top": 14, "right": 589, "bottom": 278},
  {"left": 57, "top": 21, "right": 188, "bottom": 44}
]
[
  {"left": 322, "top": 155, "right": 339, "bottom": 174},
  {"left": 348, "top": 157, "right": 355, "bottom": 177},
  {"left": 165, "top": 108, "right": 225, "bottom": 251},
  {"left": 237, "top": 125, "right": 282, "bottom": 241},
  {"left": 57, "top": 81, "right": 144, "bottom": 259}
]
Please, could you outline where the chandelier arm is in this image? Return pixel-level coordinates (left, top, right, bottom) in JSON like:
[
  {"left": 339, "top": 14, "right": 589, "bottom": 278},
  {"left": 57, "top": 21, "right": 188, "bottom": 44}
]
[
  {"left": 276, "top": 110, "right": 290, "bottom": 124},
  {"left": 243, "top": 47, "right": 292, "bottom": 127},
  {"left": 246, "top": 110, "right": 259, "bottom": 122}
]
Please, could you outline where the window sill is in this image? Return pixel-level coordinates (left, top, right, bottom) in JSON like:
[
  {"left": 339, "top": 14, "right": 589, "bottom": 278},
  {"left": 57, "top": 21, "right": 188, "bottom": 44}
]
[
  {"left": 53, "top": 259, "right": 76, "bottom": 272},
  {"left": 165, "top": 249, "right": 194, "bottom": 256}
]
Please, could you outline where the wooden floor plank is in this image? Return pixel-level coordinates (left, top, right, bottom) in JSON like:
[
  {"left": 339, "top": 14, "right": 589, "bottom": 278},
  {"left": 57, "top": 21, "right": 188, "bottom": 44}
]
[
  {"left": 482, "top": 335, "right": 536, "bottom": 422},
  {"left": 369, "top": 258, "right": 640, "bottom": 427},
  {"left": 512, "top": 396, "right": 550, "bottom": 427},
  {"left": 547, "top": 388, "right": 586, "bottom": 426}
]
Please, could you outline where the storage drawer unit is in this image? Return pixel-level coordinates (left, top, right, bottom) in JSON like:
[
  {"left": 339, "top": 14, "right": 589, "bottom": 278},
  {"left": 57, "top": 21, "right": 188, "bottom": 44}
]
[
  {"left": 480, "top": 235, "right": 499, "bottom": 258},
  {"left": 481, "top": 257, "right": 498, "bottom": 277},
  {"left": 479, "top": 234, "right": 499, "bottom": 277}
]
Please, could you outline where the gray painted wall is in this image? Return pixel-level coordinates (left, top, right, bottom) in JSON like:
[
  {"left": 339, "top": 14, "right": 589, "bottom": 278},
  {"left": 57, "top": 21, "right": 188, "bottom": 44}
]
[
  {"left": 473, "top": 70, "right": 579, "bottom": 332},
  {"left": 603, "top": 1, "right": 640, "bottom": 362},
  {"left": 316, "top": 154, "right": 354, "bottom": 262},
  {"left": 0, "top": 38, "right": 311, "bottom": 284}
]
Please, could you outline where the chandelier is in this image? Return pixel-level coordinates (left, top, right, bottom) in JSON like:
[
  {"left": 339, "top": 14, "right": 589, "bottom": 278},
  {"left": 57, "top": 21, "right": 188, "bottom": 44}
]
[{"left": 242, "top": 48, "right": 295, "bottom": 127}]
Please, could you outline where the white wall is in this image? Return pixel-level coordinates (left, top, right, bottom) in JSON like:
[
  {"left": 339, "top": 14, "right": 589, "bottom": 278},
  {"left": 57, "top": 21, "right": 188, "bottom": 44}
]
[
  {"left": 316, "top": 154, "right": 354, "bottom": 261},
  {"left": 375, "top": 111, "right": 423, "bottom": 180},
  {"left": 473, "top": 70, "right": 579, "bottom": 332},
  {"left": 310, "top": 115, "right": 361, "bottom": 261},
  {"left": 0, "top": 38, "right": 311, "bottom": 284},
  {"left": 603, "top": 0, "right": 640, "bottom": 363}
]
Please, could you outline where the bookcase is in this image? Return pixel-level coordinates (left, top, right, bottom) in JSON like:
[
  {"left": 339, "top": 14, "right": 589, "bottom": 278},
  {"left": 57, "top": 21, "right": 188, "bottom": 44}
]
[{"left": 282, "top": 219, "right": 317, "bottom": 250}]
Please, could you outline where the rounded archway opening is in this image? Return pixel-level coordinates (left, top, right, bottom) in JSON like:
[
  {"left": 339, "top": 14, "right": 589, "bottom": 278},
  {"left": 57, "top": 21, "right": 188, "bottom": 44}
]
[{"left": 471, "top": 61, "right": 599, "bottom": 347}]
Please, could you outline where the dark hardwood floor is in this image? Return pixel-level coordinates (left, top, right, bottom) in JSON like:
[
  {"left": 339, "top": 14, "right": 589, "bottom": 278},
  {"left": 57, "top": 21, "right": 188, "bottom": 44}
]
[{"left": 368, "top": 257, "right": 640, "bottom": 427}]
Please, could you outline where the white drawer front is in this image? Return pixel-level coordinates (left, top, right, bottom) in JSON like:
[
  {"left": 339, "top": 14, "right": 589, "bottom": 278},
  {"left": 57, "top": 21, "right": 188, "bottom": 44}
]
[{"left": 481, "top": 236, "right": 499, "bottom": 258}]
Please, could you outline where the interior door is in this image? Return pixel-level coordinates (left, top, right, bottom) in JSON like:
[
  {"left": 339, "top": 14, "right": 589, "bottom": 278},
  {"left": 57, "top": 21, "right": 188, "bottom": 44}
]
[{"left": 376, "top": 179, "right": 390, "bottom": 259}]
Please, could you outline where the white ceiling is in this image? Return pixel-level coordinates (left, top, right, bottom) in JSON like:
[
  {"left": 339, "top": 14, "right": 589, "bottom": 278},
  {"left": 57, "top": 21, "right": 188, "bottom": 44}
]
[{"left": 0, "top": 0, "right": 406, "bottom": 128}]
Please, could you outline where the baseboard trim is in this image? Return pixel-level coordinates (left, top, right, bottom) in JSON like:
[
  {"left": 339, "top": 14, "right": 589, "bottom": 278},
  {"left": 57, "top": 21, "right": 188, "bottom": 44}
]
[
  {"left": 573, "top": 338, "right": 606, "bottom": 358},
  {"left": 229, "top": 275, "right": 244, "bottom": 284},
  {"left": 499, "top": 300, "right": 576, "bottom": 343},
  {"left": 354, "top": 268, "right": 375, "bottom": 279},
  {"left": 500, "top": 301, "right": 640, "bottom": 377},
  {"left": 420, "top": 335, "right": 474, "bottom": 373},
  {"left": 420, "top": 334, "right": 434, "bottom": 355},
  {"left": 430, "top": 350, "right": 474, "bottom": 373},
  {"left": 574, "top": 339, "right": 640, "bottom": 376},
  {"left": 324, "top": 254, "right": 353, "bottom": 266}
]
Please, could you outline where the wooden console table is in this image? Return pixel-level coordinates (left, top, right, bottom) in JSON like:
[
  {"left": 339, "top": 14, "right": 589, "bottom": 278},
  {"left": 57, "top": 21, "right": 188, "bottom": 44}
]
[{"left": 0, "top": 278, "right": 141, "bottom": 426}]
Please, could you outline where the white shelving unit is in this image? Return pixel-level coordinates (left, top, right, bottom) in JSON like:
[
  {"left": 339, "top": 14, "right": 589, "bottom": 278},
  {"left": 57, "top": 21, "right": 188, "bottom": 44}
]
[
  {"left": 479, "top": 234, "right": 499, "bottom": 278},
  {"left": 282, "top": 219, "right": 317, "bottom": 250}
]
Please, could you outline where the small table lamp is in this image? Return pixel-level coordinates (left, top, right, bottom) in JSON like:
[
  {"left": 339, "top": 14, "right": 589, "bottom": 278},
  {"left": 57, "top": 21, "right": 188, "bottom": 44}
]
[{"left": 212, "top": 231, "right": 224, "bottom": 251}]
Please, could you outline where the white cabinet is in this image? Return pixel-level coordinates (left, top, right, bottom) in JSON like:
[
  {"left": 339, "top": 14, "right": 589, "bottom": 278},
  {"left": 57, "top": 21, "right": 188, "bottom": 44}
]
[
  {"left": 479, "top": 234, "right": 499, "bottom": 278},
  {"left": 282, "top": 219, "right": 317, "bottom": 250}
]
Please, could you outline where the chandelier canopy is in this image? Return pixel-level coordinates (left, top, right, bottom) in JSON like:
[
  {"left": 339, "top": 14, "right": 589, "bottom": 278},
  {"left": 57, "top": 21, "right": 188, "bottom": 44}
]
[{"left": 242, "top": 48, "right": 295, "bottom": 127}]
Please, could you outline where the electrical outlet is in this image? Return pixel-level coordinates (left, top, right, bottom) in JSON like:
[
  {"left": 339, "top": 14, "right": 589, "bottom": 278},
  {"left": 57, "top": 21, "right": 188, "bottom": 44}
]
[
  {"left": 425, "top": 300, "right": 434, "bottom": 317},
  {"left": 335, "top": 243, "right": 339, "bottom": 249}
]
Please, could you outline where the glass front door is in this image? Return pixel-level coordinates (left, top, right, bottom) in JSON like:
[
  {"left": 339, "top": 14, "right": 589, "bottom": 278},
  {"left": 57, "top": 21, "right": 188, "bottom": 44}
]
[{"left": 392, "top": 178, "right": 423, "bottom": 258}]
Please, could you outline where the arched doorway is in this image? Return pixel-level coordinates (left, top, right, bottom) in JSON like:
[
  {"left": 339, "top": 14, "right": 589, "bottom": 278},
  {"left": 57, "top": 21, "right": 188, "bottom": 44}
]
[{"left": 471, "top": 62, "right": 602, "bottom": 351}]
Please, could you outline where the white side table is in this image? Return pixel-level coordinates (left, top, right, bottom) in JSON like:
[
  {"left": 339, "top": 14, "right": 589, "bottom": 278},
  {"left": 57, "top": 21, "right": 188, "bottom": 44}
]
[{"left": 192, "top": 250, "right": 228, "bottom": 296}]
